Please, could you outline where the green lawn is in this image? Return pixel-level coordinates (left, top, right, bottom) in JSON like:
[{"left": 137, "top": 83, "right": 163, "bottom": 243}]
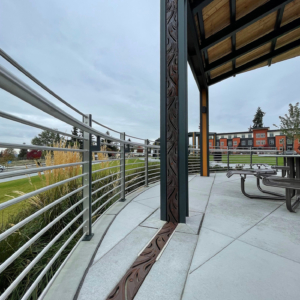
[
  {"left": 209, "top": 154, "right": 284, "bottom": 166},
  {"left": 0, "top": 158, "right": 160, "bottom": 225}
]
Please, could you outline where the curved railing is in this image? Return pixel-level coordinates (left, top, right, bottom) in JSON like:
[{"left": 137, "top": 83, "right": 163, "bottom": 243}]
[{"left": 0, "top": 49, "right": 160, "bottom": 299}]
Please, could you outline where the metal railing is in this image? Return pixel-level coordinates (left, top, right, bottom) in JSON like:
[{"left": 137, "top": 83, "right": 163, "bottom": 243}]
[
  {"left": 0, "top": 49, "right": 160, "bottom": 299},
  {"left": 209, "top": 146, "right": 279, "bottom": 171}
]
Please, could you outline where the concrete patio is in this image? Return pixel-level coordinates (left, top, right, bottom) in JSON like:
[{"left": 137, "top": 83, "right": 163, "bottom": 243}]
[{"left": 45, "top": 172, "right": 300, "bottom": 300}]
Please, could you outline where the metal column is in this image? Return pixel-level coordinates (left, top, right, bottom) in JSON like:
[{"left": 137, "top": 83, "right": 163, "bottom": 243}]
[
  {"left": 82, "top": 114, "right": 93, "bottom": 241},
  {"left": 120, "top": 132, "right": 126, "bottom": 202},
  {"left": 200, "top": 86, "right": 209, "bottom": 176},
  {"left": 145, "top": 139, "right": 148, "bottom": 187},
  {"left": 160, "top": 0, "right": 188, "bottom": 223}
]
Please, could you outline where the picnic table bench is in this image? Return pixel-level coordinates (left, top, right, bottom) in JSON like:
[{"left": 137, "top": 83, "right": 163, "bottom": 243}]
[
  {"left": 227, "top": 166, "right": 285, "bottom": 200},
  {"left": 263, "top": 177, "right": 300, "bottom": 212}
]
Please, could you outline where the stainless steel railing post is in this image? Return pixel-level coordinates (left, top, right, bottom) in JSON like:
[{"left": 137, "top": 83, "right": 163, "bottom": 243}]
[
  {"left": 145, "top": 139, "right": 149, "bottom": 186},
  {"left": 227, "top": 146, "right": 230, "bottom": 171},
  {"left": 82, "top": 114, "right": 93, "bottom": 241},
  {"left": 120, "top": 132, "right": 126, "bottom": 201}
]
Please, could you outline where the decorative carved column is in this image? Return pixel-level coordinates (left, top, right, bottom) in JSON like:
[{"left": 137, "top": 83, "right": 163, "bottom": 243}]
[{"left": 161, "top": 0, "right": 188, "bottom": 224}]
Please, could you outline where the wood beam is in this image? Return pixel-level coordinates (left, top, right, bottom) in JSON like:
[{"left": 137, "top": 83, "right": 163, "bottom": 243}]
[
  {"left": 187, "top": 1, "right": 207, "bottom": 88},
  {"left": 200, "top": 0, "right": 294, "bottom": 51},
  {"left": 230, "top": 0, "right": 236, "bottom": 75},
  {"left": 209, "top": 38, "right": 300, "bottom": 85},
  {"left": 191, "top": 0, "right": 214, "bottom": 11},
  {"left": 268, "top": 7, "right": 284, "bottom": 66},
  {"left": 205, "top": 18, "right": 300, "bottom": 73}
]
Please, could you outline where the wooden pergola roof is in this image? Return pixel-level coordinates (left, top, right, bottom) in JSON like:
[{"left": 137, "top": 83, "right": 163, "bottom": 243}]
[{"left": 188, "top": 0, "right": 300, "bottom": 88}]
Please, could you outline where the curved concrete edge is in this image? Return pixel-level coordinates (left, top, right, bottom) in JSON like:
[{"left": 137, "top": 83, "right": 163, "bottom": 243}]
[{"left": 42, "top": 182, "right": 160, "bottom": 300}]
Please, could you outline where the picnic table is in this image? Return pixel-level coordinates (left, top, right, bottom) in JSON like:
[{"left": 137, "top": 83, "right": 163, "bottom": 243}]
[
  {"left": 258, "top": 154, "right": 300, "bottom": 212},
  {"left": 258, "top": 154, "right": 300, "bottom": 179}
]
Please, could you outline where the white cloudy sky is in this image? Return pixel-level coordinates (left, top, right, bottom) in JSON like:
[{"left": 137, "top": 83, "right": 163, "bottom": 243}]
[{"left": 0, "top": 0, "right": 300, "bottom": 146}]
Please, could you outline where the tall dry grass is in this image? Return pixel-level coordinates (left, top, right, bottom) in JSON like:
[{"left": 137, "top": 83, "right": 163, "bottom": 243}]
[{"left": 0, "top": 143, "right": 158, "bottom": 299}]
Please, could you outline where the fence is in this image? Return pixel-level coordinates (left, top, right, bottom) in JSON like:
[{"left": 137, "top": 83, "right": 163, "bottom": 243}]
[
  {"left": 209, "top": 146, "right": 280, "bottom": 171},
  {"left": 0, "top": 49, "right": 160, "bottom": 299}
]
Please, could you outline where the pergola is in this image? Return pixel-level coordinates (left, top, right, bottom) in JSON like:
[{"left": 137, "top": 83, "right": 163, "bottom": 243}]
[{"left": 160, "top": 0, "right": 300, "bottom": 223}]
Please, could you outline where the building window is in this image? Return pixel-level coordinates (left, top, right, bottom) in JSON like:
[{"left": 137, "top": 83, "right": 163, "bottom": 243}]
[
  {"left": 261, "top": 140, "right": 265, "bottom": 145},
  {"left": 234, "top": 135, "right": 237, "bottom": 138},
  {"left": 257, "top": 140, "right": 261, "bottom": 145},
  {"left": 241, "top": 141, "right": 246, "bottom": 146},
  {"left": 228, "top": 135, "right": 232, "bottom": 139},
  {"left": 233, "top": 141, "right": 237, "bottom": 145},
  {"left": 287, "top": 139, "right": 292, "bottom": 144},
  {"left": 248, "top": 134, "right": 252, "bottom": 138},
  {"left": 217, "top": 142, "right": 219, "bottom": 146},
  {"left": 221, "top": 135, "right": 224, "bottom": 138},
  {"left": 270, "top": 133, "right": 274, "bottom": 137},
  {"left": 288, "top": 146, "right": 293, "bottom": 150},
  {"left": 280, "top": 147, "right": 283, "bottom": 150},
  {"left": 261, "top": 133, "right": 265, "bottom": 138},
  {"left": 242, "top": 134, "right": 245, "bottom": 138},
  {"left": 228, "top": 141, "right": 232, "bottom": 146},
  {"left": 221, "top": 142, "right": 224, "bottom": 146},
  {"left": 279, "top": 139, "right": 284, "bottom": 145},
  {"left": 256, "top": 133, "right": 260, "bottom": 138},
  {"left": 209, "top": 142, "right": 212, "bottom": 146},
  {"left": 269, "top": 140, "right": 274, "bottom": 145},
  {"left": 248, "top": 140, "right": 253, "bottom": 146}
]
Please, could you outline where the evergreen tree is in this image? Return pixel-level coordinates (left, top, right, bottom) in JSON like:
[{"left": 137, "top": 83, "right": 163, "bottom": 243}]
[
  {"left": 18, "top": 148, "right": 28, "bottom": 159},
  {"left": 252, "top": 107, "right": 265, "bottom": 128},
  {"left": 31, "top": 130, "right": 60, "bottom": 146}
]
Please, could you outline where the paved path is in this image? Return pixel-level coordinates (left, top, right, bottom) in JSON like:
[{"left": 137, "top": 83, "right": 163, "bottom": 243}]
[{"left": 44, "top": 173, "right": 300, "bottom": 300}]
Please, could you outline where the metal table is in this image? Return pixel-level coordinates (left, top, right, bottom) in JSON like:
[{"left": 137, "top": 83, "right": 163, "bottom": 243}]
[{"left": 258, "top": 154, "right": 300, "bottom": 179}]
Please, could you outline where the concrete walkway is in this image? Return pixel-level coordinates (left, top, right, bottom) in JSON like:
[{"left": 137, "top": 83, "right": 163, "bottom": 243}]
[{"left": 44, "top": 173, "right": 300, "bottom": 300}]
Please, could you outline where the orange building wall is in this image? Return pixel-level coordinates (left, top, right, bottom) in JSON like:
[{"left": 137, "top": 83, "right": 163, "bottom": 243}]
[
  {"left": 232, "top": 137, "right": 241, "bottom": 148},
  {"left": 253, "top": 128, "right": 268, "bottom": 147},
  {"left": 275, "top": 135, "right": 286, "bottom": 150},
  {"left": 209, "top": 139, "right": 214, "bottom": 149},
  {"left": 294, "top": 138, "right": 300, "bottom": 153},
  {"left": 219, "top": 138, "right": 227, "bottom": 149}
]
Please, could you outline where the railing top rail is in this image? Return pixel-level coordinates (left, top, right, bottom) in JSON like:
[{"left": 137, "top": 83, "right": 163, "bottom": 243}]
[
  {"left": 0, "top": 48, "right": 86, "bottom": 117},
  {"left": 0, "top": 48, "right": 157, "bottom": 145},
  {"left": 0, "top": 65, "right": 159, "bottom": 149}
]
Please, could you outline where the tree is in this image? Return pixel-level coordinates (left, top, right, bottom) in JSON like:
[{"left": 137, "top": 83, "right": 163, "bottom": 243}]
[
  {"left": 18, "top": 148, "right": 28, "bottom": 159},
  {"left": 27, "top": 150, "right": 42, "bottom": 160},
  {"left": 274, "top": 102, "right": 300, "bottom": 141},
  {"left": 31, "top": 130, "right": 60, "bottom": 146},
  {"left": 1, "top": 148, "right": 16, "bottom": 163},
  {"left": 104, "top": 131, "right": 119, "bottom": 157},
  {"left": 252, "top": 107, "right": 265, "bottom": 128}
]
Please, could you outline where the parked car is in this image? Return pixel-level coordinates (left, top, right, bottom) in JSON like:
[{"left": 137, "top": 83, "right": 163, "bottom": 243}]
[{"left": 0, "top": 165, "right": 5, "bottom": 172}]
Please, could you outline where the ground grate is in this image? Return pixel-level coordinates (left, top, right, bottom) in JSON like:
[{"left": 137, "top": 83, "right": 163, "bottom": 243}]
[{"left": 106, "top": 222, "right": 177, "bottom": 300}]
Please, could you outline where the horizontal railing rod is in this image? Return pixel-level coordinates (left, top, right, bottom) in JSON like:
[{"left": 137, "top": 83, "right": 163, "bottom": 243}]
[
  {"left": 92, "top": 193, "right": 121, "bottom": 217},
  {"left": 0, "top": 197, "right": 86, "bottom": 274},
  {"left": 0, "top": 211, "right": 87, "bottom": 300},
  {"left": 0, "top": 185, "right": 85, "bottom": 242},
  {"left": 92, "top": 164, "right": 123, "bottom": 174},
  {"left": 0, "top": 64, "right": 159, "bottom": 148},
  {"left": 92, "top": 184, "right": 121, "bottom": 206},
  {"left": 0, "top": 142, "right": 86, "bottom": 152},
  {"left": 0, "top": 111, "right": 88, "bottom": 141},
  {"left": 92, "top": 172, "right": 121, "bottom": 185},
  {"left": 0, "top": 48, "right": 86, "bottom": 117},
  {"left": 125, "top": 170, "right": 145, "bottom": 178},
  {"left": 0, "top": 161, "right": 88, "bottom": 179},
  {"left": 125, "top": 179, "right": 145, "bottom": 190},
  {"left": 92, "top": 178, "right": 121, "bottom": 195},
  {"left": 20, "top": 222, "right": 86, "bottom": 300},
  {"left": 0, "top": 174, "right": 85, "bottom": 211}
]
